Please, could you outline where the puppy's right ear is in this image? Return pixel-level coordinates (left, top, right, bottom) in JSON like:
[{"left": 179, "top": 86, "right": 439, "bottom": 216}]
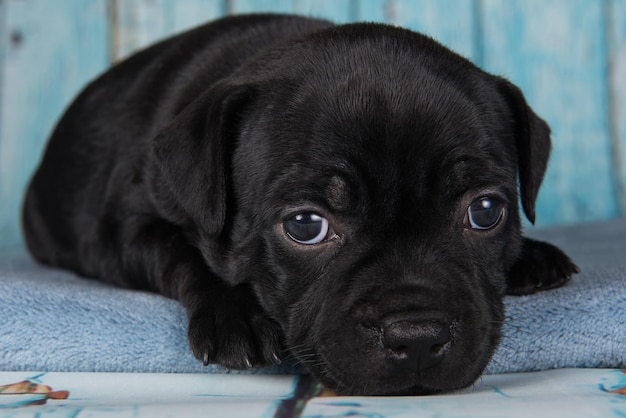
[
  {"left": 497, "top": 79, "right": 552, "bottom": 224},
  {"left": 153, "top": 82, "right": 254, "bottom": 236}
]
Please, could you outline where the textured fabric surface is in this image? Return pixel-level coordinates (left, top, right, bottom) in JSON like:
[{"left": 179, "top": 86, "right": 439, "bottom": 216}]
[{"left": 1, "top": 219, "right": 624, "bottom": 374}]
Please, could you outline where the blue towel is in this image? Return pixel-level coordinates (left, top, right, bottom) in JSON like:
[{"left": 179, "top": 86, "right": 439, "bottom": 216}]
[{"left": 1, "top": 220, "right": 624, "bottom": 375}]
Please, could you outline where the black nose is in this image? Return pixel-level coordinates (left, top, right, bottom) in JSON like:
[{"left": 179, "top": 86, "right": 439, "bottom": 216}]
[{"left": 381, "top": 320, "right": 451, "bottom": 371}]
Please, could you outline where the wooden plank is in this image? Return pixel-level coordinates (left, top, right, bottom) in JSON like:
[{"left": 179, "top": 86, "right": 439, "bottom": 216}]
[
  {"left": 381, "top": 0, "right": 478, "bottom": 62},
  {"left": 229, "top": 0, "right": 352, "bottom": 21},
  {"left": 256, "top": 0, "right": 482, "bottom": 64},
  {"left": 113, "top": 0, "right": 227, "bottom": 61},
  {"left": 169, "top": 0, "right": 228, "bottom": 32},
  {"left": 294, "top": 0, "right": 354, "bottom": 22},
  {"left": 480, "top": 0, "right": 618, "bottom": 226},
  {"left": 293, "top": 0, "right": 353, "bottom": 22},
  {"left": 113, "top": 0, "right": 353, "bottom": 61},
  {"left": 0, "top": 0, "right": 620, "bottom": 254},
  {"left": 607, "top": 0, "right": 626, "bottom": 216},
  {"left": 228, "top": 0, "right": 296, "bottom": 14},
  {"left": 354, "top": 0, "right": 388, "bottom": 22},
  {"left": 0, "top": 0, "right": 6, "bottom": 139},
  {"left": 0, "top": 0, "right": 109, "bottom": 249}
]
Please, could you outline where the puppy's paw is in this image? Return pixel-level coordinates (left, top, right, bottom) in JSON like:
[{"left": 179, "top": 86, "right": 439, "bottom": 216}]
[
  {"left": 506, "top": 238, "right": 580, "bottom": 296},
  {"left": 187, "top": 287, "right": 284, "bottom": 370}
]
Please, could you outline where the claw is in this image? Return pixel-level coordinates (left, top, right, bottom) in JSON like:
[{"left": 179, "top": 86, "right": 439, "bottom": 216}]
[
  {"left": 244, "top": 357, "right": 253, "bottom": 369},
  {"left": 272, "top": 351, "right": 282, "bottom": 365},
  {"left": 203, "top": 351, "right": 210, "bottom": 366}
]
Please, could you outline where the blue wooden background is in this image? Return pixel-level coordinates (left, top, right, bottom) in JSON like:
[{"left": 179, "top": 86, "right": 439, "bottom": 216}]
[{"left": 0, "top": 0, "right": 625, "bottom": 250}]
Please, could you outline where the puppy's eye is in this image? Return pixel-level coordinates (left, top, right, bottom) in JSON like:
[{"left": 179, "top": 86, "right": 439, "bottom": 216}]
[
  {"left": 466, "top": 197, "right": 505, "bottom": 230},
  {"left": 284, "top": 213, "right": 330, "bottom": 245}
]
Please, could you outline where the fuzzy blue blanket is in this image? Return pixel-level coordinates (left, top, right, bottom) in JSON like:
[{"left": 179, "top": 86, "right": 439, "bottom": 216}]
[{"left": 1, "top": 220, "right": 624, "bottom": 375}]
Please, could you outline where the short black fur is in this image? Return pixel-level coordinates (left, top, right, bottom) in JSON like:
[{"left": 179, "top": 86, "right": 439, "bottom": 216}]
[{"left": 23, "top": 14, "right": 579, "bottom": 395}]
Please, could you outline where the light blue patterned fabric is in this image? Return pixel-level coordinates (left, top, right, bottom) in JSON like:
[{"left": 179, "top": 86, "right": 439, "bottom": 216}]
[{"left": 1, "top": 220, "right": 624, "bottom": 374}]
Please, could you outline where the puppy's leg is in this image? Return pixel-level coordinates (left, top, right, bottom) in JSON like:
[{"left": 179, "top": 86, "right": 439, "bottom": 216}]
[
  {"left": 506, "top": 238, "right": 580, "bottom": 296},
  {"left": 123, "top": 221, "right": 284, "bottom": 369}
]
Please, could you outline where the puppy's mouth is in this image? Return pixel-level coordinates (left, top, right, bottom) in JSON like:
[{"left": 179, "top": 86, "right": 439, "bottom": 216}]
[
  {"left": 278, "top": 256, "right": 505, "bottom": 396},
  {"left": 307, "top": 345, "right": 466, "bottom": 397},
  {"left": 289, "top": 309, "right": 499, "bottom": 396}
]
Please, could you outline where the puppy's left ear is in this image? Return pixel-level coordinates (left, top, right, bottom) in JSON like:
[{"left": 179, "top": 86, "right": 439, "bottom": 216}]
[
  {"left": 153, "top": 82, "right": 255, "bottom": 236},
  {"left": 497, "top": 80, "right": 551, "bottom": 224}
]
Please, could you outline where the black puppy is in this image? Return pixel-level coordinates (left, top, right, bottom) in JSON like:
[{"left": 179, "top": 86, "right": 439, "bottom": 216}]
[{"left": 23, "top": 14, "right": 579, "bottom": 395}]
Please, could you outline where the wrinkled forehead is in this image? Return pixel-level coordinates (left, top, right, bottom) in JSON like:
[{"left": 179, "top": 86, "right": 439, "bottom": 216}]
[{"left": 237, "top": 72, "right": 518, "bottom": 216}]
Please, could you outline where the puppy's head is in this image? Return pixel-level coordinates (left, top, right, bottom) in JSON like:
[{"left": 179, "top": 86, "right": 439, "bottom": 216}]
[{"left": 156, "top": 24, "right": 551, "bottom": 395}]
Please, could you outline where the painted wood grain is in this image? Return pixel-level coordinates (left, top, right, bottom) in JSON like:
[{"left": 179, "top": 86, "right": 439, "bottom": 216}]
[
  {"left": 608, "top": 0, "right": 626, "bottom": 216},
  {"left": 0, "top": 1, "right": 6, "bottom": 139},
  {"left": 0, "top": 0, "right": 109, "bottom": 249},
  {"left": 0, "top": 0, "right": 625, "bottom": 249},
  {"left": 382, "top": 0, "right": 478, "bottom": 62},
  {"left": 352, "top": 0, "right": 385, "bottom": 22},
  {"left": 112, "top": 0, "right": 227, "bottom": 61},
  {"left": 480, "top": 0, "right": 619, "bottom": 226},
  {"left": 229, "top": 0, "right": 353, "bottom": 21}
]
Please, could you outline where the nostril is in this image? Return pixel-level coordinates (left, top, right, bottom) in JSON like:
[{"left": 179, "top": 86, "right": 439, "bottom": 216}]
[
  {"left": 430, "top": 341, "right": 449, "bottom": 356},
  {"left": 381, "top": 320, "right": 451, "bottom": 370},
  {"left": 390, "top": 344, "right": 409, "bottom": 359}
]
